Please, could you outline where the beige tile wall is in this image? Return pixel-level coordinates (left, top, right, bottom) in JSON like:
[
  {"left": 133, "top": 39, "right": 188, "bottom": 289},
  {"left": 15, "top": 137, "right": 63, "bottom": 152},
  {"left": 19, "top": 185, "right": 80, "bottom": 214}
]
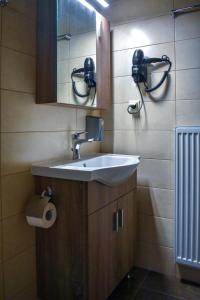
[
  {"left": 109, "top": 0, "right": 200, "bottom": 279},
  {"left": 106, "top": 0, "right": 173, "bottom": 25},
  {"left": 0, "top": 1, "right": 100, "bottom": 299}
]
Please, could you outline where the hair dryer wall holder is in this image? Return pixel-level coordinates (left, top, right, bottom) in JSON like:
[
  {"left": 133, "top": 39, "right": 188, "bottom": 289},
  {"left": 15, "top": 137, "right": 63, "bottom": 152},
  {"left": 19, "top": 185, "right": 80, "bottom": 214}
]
[
  {"left": 127, "top": 100, "right": 142, "bottom": 114},
  {"left": 71, "top": 57, "right": 96, "bottom": 100},
  {"left": 130, "top": 49, "right": 172, "bottom": 114},
  {"left": 132, "top": 49, "right": 172, "bottom": 93}
]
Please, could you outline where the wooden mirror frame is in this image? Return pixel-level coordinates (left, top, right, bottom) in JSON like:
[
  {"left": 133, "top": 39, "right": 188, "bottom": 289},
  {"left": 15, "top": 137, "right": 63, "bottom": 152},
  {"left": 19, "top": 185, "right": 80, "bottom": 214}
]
[{"left": 36, "top": 0, "right": 111, "bottom": 110}]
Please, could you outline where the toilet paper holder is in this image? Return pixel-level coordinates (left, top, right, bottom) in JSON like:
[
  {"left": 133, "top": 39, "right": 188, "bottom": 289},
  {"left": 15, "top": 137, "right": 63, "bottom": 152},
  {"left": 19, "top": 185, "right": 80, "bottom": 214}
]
[
  {"left": 26, "top": 186, "right": 57, "bottom": 229},
  {"left": 41, "top": 186, "right": 53, "bottom": 199}
]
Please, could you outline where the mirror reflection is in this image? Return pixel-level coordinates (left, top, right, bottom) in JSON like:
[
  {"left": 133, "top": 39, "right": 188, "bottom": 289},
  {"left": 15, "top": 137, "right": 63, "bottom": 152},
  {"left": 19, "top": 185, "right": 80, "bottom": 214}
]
[{"left": 57, "top": 0, "right": 97, "bottom": 107}]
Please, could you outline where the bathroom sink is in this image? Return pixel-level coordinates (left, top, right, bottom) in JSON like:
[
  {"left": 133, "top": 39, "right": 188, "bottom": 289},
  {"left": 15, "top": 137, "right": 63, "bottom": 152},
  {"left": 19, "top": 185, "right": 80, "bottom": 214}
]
[{"left": 32, "top": 154, "right": 140, "bottom": 186}]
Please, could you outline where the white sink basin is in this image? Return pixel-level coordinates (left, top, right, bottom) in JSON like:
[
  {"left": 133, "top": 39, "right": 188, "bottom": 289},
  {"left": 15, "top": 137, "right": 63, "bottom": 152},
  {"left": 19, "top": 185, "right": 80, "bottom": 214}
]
[{"left": 32, "top": 154, "right": 140, "bottom": 186}]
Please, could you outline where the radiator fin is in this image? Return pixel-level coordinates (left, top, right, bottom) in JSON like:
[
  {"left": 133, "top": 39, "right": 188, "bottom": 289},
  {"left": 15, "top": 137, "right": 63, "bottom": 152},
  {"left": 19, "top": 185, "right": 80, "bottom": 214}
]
[{"left": 176, "top": 127, "right": 200, "bottom": 268}]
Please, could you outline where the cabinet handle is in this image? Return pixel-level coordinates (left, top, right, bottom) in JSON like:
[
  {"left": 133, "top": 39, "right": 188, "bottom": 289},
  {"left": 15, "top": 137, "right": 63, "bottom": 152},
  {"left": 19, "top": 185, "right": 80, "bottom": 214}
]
[
  {"left": 118, "top": 208, "right": 124, "bottom": 229},
  {"left": 114, "top": 211, "right": 119, "bottom": 232}
]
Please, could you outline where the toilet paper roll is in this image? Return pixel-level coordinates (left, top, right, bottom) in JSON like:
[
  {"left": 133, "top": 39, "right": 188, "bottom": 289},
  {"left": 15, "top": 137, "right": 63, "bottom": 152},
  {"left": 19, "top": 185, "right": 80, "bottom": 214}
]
[{"left": 26, "top": 195, "right": 57, "bottom": 229}]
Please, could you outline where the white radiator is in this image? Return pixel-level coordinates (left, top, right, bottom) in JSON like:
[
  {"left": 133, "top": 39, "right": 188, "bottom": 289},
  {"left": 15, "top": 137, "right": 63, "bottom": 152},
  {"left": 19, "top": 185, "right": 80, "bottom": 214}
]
[{"left": 176, "top": 127, "right": 200, "bottom": 268}]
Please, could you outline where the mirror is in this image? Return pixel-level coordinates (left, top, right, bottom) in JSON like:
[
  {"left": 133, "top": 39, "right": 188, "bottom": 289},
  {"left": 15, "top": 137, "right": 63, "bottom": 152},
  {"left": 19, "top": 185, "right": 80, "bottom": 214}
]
[{"left": 57, "top": 0, "right": 97, "bottom": 107}]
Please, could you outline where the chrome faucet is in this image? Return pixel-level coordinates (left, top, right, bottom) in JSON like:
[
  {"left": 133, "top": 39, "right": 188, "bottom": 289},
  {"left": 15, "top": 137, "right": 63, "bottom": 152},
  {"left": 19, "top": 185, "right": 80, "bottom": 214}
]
[{"left": 71, "top": 131, "right": 94, "bottom": 160}]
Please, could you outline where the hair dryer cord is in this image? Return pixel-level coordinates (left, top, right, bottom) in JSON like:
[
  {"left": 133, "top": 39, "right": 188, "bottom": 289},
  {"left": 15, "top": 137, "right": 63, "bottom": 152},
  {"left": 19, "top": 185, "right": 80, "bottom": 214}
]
[{"left": 144, "top": 56, "right": 172, "bottom": 93}]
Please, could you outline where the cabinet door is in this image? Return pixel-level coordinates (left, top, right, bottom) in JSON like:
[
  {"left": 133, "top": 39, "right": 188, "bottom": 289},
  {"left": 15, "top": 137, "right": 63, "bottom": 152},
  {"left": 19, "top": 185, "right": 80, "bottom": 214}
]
[
  {"left": 117, "top": 191, "right": 137, "bottom": 280},
  {"left": 88, "top": 201, "right": 118, "bottom": 300}
]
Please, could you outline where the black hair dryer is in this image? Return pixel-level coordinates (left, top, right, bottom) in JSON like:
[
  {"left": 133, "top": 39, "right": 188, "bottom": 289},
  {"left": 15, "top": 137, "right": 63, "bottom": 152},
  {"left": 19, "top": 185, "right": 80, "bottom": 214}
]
[
  {"left": 132, "top": 49, "right": 172, "bottom": 93},
  {"left": 71, "top": 57, "right": 96, "bottom": 98}
]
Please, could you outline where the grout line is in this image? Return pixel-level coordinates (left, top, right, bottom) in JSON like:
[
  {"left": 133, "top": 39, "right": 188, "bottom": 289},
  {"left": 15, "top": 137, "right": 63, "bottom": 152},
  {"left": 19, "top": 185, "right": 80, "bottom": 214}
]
[
  {"left": 1, "top": 88, "right": 36, "bottom": 96},
  {"left": 2, "top": 211, "right": 32, "bottom": 221},
  {"left": 114, "top": 128, "right": 174, "bottom": 132},
  {"left": 4, "top": 5, "right": 36, "bottom": 22},
  {"left": 133, "top": 270, "right": 151, "bottom": 299},
  {"left": 113, "top": 100, "right": 176, "bottom": 104},
  {"left": 2, "top": 243, "right": 36, "bottom": 264},
  {"left": 138, "top": 270, "right": 151, "bottom": 289},
  {"left": 1, "top": 170, "right": 34, "bottom": 178},
  {"left": 136, "top": 156, "right": 172, "bottom": 161},
  {"left": 137, "top": 185, "right": 174, "bottom": 192},
  {"left": 137, "top": 185, "right": 174, "bottom": 190},
  {"left": 141, "top": 286, "right": 186, "bottom": 300},
  {"left": 176, "top": 98, "right": 200, "bottom": 101},
  {"left": 136, "top": 240, "right": 174, "bottom": 249},
  {"left": 127, "top": 157, "right": 173, "bottom": 161},
  {"left": 2, "top": 244, "right": 36, "bottom": 263},
  {"left": 176, "top": 67, "right": 200, "bottom": 72},
  {"left": 138, "top": 213, "right": 174, "bottom": 221},
  {"left": 111, "top": 12, "right": 174, "bottom": 29},
  {"left": 114, "top": 128, "right": 175, "bottom": 132},
  {"left": 112, "top": 70, "right": 176, "bottom": 79},
  {"left": 1, "top": 130, "right": 75, "bottom": 134},
  {"left": 1, "top": 210, "right": 35, "bottom": 221},
  {"left": 112, "top": 41, "right": 175, "bottom": 53},
  {"left": 136, "top": 241, "right": 174, "bottom": 251},
  {"left": 1, "top": 170, "right": 32, "bottom": 178},
  {"left": 1, "top": 45, "right": 36, "bottom": 59},
  {"left": 9, "top": 281, "right": 37, "bottom": 300},
  {"left": 175, "top": 35, "right": 200, "bottom": 43},
  {"left": 112, "top": 40, "right": 174, "bottom": 53},
  {"left": 112, "top": 67, "right": 200, "bottom": 79}
]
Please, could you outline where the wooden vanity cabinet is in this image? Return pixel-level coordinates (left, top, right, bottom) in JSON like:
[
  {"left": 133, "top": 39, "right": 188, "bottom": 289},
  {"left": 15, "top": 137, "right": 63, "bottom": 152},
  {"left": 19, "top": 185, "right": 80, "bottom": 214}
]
[
  {"left": 88, "top": 190, "right": 137, "bottom": 300},
  {"left": 35, "top": 172, "right": 137, "bottom": 300}
]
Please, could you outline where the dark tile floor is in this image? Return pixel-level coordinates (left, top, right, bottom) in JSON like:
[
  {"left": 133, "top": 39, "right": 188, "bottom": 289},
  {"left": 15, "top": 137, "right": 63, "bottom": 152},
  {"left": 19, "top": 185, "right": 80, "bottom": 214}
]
[{"left": 108, "top": 268, "right": 200, "bottom": 300}]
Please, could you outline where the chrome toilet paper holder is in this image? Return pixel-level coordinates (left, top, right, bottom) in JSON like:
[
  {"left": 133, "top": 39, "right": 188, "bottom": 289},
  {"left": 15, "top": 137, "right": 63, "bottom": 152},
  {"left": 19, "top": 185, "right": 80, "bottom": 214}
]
[
  {"left": 26, "top": 186, "right": 57, "bottom": 229},
  {"left": 41, "top": 186, "right": 53, "bottom": 199}
]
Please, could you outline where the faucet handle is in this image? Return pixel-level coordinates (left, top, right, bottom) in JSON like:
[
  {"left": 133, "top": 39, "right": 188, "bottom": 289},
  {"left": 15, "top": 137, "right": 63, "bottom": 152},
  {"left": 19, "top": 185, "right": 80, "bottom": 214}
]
[{"left": 72, "top": 131, "right": 88, "bottom": 139}]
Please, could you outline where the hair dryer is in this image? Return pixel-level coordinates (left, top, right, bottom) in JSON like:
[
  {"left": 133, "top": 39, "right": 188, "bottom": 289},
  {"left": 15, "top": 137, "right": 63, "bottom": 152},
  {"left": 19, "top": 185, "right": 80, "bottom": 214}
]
[
  {"left": 71, "top": 57, "right": 96, "bottom": 98},
  {"left": 128, "top": 49, "right": 172, "bottom": 114},
  {"left": 132, "top": 49, "right": 172, "bottom": 93},
  {"left": 132, "top": 49, "right": 147, "bottom": 84}
]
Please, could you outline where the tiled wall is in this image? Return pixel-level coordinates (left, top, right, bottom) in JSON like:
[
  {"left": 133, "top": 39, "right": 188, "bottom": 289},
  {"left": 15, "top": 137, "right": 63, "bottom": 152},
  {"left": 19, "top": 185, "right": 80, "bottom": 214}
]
[
  {"left": 0, "top": 1, "right": 100, "bottom": 299},
  {"left": 107, "top": 0, "right": 200, "bottom": 278}
]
